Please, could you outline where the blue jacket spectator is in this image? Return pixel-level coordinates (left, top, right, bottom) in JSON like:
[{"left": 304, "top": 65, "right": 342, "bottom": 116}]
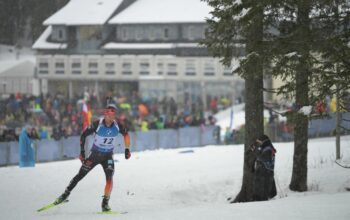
[{"left": 19, "top": 125, "right": 35, "bottom": 167}]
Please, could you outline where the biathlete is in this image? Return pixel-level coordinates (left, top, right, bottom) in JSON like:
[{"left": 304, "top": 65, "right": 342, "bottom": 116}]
[{"left": 54, "top": 103, "right": 131, "bottom": 212}]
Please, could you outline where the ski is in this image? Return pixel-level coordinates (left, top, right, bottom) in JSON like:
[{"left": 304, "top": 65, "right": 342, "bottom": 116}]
[
  {"left": 37, "top": 200, "right": 69, "bottom": 212},
  {"left": 335, "top": 160, "right": 350, "bottom": 169},
  {"left": 96, "top": 211, "right": 128, "bottom": 215}
]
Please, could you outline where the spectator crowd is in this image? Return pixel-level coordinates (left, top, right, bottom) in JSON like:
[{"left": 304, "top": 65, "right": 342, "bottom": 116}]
[{"left": 0, "top": 91, "right": 230, "bottom": 142}]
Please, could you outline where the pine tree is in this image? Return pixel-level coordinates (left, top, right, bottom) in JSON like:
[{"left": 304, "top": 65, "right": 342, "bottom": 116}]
[
  {"left": 276, "top": 0, "right": 312, "bottom": 192},
  {"left": 311, "top": 0, "right": 350, "bottom": 103},
  {"left": 203, "top": 0, "right": 266, "bottom": 202},
  {"left": 268, "top": 0, "right": 350, "bottom": 191},
  {"left": 0, "top": 0, "right": 69, "bottom": 45},
  {"left": 203, "top": 0, "right": 350, "bottom": 197}
]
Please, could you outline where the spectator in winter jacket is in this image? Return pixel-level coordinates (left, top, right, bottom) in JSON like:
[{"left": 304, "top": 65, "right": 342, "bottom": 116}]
[
  {"left": 19, "top": 125, "right": 35, "bottom": 167},
  {"left": 249, "top": 134, "right": 277, "bottom": 201}
]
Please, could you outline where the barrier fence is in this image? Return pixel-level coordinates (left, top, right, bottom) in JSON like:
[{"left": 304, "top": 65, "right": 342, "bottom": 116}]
[
  {"left": 264, "top": 112, "right": 350, "bottom": 142},
  {"left": 0, "top": 126, "right": 220, "bottom": 166},
  {"left": 2, "top": 113, "right": 348, "bottom": 167}
]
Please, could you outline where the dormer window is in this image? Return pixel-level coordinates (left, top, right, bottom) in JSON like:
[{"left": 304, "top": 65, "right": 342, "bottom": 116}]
[
  {"left": 122, "top": 28, "right": 127, "bottom": 40},
  {"left": 164, "top": 28, "right": 169, "bottom": 39},
  {"left": 136, "top": 28, "right": 144, "bottom": 41},
  {"left": 58, "top": 29, "right": 63, "bottom": 40},
  {"left": 188, "top": 26, "right": 195, "bottom": 40},
  {"left": 148, "top": 27, "right": 155, "bottom": 40},
  {"left": 52, "top": 26, "right": 66, "bottom": 41}
]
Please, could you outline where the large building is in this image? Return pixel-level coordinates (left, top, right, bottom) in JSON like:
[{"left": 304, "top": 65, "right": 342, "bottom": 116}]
[{"left": 33, "top": 0, "right": 244, "bottom": 106}]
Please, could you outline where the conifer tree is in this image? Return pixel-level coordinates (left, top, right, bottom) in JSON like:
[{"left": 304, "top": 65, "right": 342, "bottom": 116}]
[
  {"left": 203, "top": 0, "right": 267, "bottom": 202},
  {"left": 203, "top": 0, "right": 350, "bottom": 196}
]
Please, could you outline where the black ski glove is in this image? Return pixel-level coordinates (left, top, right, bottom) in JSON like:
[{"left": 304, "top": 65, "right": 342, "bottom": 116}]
[{"left": 125, "top": 148, "right": 131, "bottom": 159}]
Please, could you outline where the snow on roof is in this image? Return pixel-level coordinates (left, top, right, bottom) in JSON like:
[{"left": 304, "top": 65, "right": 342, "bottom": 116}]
[
  {"left": 0, "top": 44, "right": 34, "bottom": 61},
  {"left": 43, "top": 0, "right": 123, "bottom": 26},
  {"left": 109, "top": 0, "right": 212, "bottom": 24},
  {"left": 0, "top": 60, "right": 29, "bottom": 74},
  {"left": 32, "top": 26, "right": 67, "bottom": 50},
  {"left": 0, "top": 61, "right": 35, "bottom": 77},
  {"left": 103, "top": 42, "right": 203, "bottom": 49},
  {"left": 0, "top": 44, "right": 35, "bottom": 74}
]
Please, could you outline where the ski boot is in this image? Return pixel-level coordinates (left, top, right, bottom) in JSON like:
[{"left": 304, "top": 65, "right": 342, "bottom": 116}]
[
  {"left": 101, "top": 196, "right": 111, "bottom": 212},
  {"left": 54, "top": 190, "right": 70, "bottom": 205}
]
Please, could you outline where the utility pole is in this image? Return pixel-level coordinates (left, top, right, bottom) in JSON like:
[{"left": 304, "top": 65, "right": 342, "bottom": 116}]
[{"left": 335, "top": 82, "right": 341, "bottom": 160}]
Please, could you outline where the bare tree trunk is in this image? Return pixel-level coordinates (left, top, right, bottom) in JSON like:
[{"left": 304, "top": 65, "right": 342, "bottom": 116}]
[
  {"left": 289, "top": 0, "right": 310, "bottom": 192},
  {"left": 232, "top": 2, "right": 264, "bottom": 202}
]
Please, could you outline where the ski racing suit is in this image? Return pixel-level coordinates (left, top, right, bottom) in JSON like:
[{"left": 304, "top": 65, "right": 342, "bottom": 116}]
[{"left": 65, "top": 118, "right": 130, "bottom": 197}]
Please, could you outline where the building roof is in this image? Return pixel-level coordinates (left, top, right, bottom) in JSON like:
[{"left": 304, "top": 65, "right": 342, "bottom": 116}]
[
  {"left": 0, "top": 44, "right": 35, "bottom": 74},
  {"left": 109, "top": 0, "right": 212, "bottom": 24},
  {"left": 0, "top": 61, "right": 35, "bottom": 78},
  {"left": 43, "top": 0, "right": 124, "bottom": 26},
  {"left": 32, "top": 26, "right": 67, "bottom": 50}
]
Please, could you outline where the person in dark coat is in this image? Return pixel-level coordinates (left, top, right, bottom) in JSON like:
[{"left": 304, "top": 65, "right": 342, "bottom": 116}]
[{"left": 249, "top": 134, "right": 277, "bottom": 201}]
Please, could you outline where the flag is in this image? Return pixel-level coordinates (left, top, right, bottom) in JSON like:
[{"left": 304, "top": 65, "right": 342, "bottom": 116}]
[{"left": 82, "top": 102, "right": 91, "bottom": 130}]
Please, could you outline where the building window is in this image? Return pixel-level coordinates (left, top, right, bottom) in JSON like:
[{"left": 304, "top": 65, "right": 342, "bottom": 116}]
[
  {"left": 39, "top": 62, "right": 48, "bottom": 68},
  {"left": 55, "top": 62, "right": 65, "bottom": 74},
  {"left": 157, "top": 63, "right": 164, "bottom": 75},
  {"left": 72, "top": 63, "right": 81, "bottom": 68},
  {"left": 204, "top": 61, "right": 215, "bottom": 76},
  {"left": 71, "top": 62, "right": 81, "bottom": 75},
  {"left": 55, "top": 70, "right": 65, "bottom": 74},
  {"left": 55, "top": 62, "right": 64, "bottom": 68},
  {"left": 136, "top": 28, "right": 144, "bottom": 41},
  {"left": 223, "top": 65, "right": 233, "bottom": 76},
  {"left": 88, "top": 70, "right": 98, "bottom": 74},
  {"left": 88, "top": 62, "right": 98, "bottom": 75},
  {"left": 185, "top": 60, "right": 196, "bottom": 76},
  {"left": 139, "top": 62, "right": 149, "bottom": 75},
  {"left": 88, "top": 62, "right": 98, "bottom": 68},
  {"left": 39, "top": 70, "right": 48, "bottom": 74},
  {"left": 148, "top": 27, "right": 155, "bottom": 40},
  {"left": 105, "top": 63, "right": 115, "bottom": 75},
  {"left": 122, "top": 28, "right": 128, "bottom": 40},
  {"left": 129, "top": 28, "right": 135, "bottom": 40},
  {"left": 203, "top": 27, "right": 208, "bottom": 39},
  {"left": 188, "top": 26, "right": 195, "bottom": 40},
  {"left": 164, "top": 28, "right": 169, "bottom": 39},
  {"left": 167, "top": 63, "right": 177, "bottom": 75},
  {"left": 39, "top": 61, "right": 49, "bottom": 74},
  {"left": 122, "top": 62, "right": 132, "bottom": 75},
  {"left": 58, "top": 29, "right": 63, "bottom": 39},
  {"left": 79, "top": 26, "right": 101, "bottom": 41}
]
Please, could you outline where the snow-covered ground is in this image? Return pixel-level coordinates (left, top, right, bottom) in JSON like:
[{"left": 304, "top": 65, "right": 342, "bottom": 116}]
[
  {"left": 1, "top": 136, "right": 350, "bottom": 220},
  {"left": 214, "top": 103, "right": 287, "bottom": 132}
]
